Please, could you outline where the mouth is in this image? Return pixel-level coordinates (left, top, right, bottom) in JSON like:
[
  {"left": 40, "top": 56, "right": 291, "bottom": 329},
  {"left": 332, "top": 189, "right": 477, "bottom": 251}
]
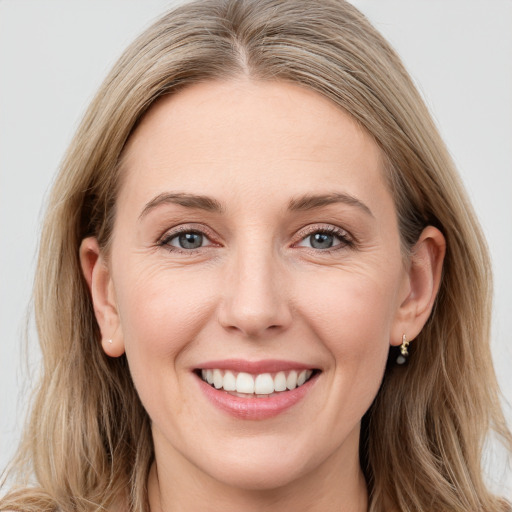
[
  {"left": 193, "top": 361, "right": 321, "bottom": 419},
  {"left": 195, "top": 368, "right": 319, "bottom": 398}
]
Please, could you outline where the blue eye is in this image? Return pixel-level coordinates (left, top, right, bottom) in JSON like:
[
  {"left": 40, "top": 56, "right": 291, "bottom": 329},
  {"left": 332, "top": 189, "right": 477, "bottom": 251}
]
[
  {"left": 177, "top": 232, "right": 203, "bottom": 249},
  {"left": 296, "top": 228, "right": 351, "bottom": 250},
  {"left": 165, "top": 231, "right": 209, "bottom": 250},
  {"left": 308, "top": 232, "right": 335, "bottom": 249}
]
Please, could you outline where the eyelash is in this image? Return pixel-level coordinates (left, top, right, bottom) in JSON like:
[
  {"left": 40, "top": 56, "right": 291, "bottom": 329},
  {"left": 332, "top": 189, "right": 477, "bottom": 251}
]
[
  {"left": 157, "top": 224, "right": 354, "bottom": 254},
  {"left": 293, "top": 224, "right": 354, "bottom": 252},
  {"left": 158, "top": 225, "right": 218, "bottom": 254}
]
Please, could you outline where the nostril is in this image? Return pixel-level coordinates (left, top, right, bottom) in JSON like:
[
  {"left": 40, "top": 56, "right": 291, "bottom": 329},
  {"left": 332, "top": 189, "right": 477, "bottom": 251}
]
[{"left": 219, "top": 318, "right": 287, "bottom": 338}]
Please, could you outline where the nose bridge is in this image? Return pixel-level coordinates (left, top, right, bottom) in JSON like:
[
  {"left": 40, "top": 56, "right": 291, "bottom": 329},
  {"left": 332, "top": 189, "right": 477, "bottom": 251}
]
[{"left": 219, "top": 237, "right": 291, "bottom": 337}]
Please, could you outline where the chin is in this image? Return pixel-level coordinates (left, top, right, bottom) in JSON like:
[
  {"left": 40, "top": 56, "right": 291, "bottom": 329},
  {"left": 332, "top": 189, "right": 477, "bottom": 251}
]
[
  {"left": 184, "top": 427, "right": 352, "bottom": 493},
  {"left": 204, "top": 453, "right": 314, "bottom": 492}
]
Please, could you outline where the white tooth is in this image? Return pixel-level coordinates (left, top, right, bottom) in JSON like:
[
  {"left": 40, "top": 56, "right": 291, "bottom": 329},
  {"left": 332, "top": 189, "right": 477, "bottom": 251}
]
[
  {"left": 274, "top": 371, "right": 287, "bottom": 392},
  {"left": 206, "top": 369, "right": 214, "bottom": 385},
  {"left": 254, "top": 373, "right": 274, "bottom": 394},
  {"left": 236, "top": 372, "right": 255, "bottom": 394},
  {"left": 223, "top": 371, "right": 236, "bottom": 391},
  {"left": 297, "top": 370, "right": 307, "bottom": 386},
  {"left": 286, "top": 370, "right": 298, "bottom": 390},
  {"left": 306, "top": 370, "right": 313, "bottom": 380},
  {"left": 201, "top": 369, "right": 207, "bottom": 381},
  {"left": 213, "top": 369, "right": 223, "bottom": 389}
]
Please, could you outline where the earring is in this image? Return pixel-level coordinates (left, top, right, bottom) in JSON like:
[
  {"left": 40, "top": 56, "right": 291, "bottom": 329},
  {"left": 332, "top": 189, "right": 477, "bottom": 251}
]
[
  {"left": 107, "top": 339, "right": 113, "bottom": 344},
  {"left": 396, "top": 334, "right": 409, "bottom": 365}
]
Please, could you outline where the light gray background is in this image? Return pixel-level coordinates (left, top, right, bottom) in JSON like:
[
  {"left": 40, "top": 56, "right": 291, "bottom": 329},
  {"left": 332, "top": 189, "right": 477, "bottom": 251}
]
[{"left": 1, "top": 0, "right": 511, "bottom": 494}]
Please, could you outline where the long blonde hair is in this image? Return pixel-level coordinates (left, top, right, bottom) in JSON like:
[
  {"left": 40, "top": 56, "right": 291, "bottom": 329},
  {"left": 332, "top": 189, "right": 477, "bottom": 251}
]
[{"left": 1, "top": 1, "right": 510, "bottom": 510}]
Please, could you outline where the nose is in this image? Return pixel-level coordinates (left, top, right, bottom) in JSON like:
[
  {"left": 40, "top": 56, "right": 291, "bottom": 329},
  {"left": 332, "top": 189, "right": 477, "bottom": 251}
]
[{"left": 218, "top": 244, "right": 293, "bottom": 338}]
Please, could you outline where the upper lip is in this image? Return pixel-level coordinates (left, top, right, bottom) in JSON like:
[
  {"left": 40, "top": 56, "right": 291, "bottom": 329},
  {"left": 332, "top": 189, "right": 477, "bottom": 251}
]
[{"left": 194, "top": 359, "right": 319, "bottom": 374}]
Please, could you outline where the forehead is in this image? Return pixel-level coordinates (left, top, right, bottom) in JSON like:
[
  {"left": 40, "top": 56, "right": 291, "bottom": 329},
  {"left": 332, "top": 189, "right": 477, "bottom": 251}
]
[{"left": 118, "top": 79, "right": 390, "bottom": 214}]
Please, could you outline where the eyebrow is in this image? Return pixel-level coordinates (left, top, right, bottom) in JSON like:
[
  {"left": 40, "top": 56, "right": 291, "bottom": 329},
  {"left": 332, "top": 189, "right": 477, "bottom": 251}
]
[
  {"left": 139, "top": 192, "right": 224, "bottom": 219},
  {"left": 139, "top": 191, "right": 373, "bottom": 220},
  {"left": 288, "top": 192, "right": 374, "bottom": 217}
]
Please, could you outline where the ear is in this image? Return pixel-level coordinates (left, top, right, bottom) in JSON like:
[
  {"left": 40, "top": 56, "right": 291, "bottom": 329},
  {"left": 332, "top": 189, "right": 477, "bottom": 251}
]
[
  {"left": 390, "top": 226, "right": 446, "bottom": 345},
  {"left": 80, "top": 237, "right": 125, "bottom": 357}
]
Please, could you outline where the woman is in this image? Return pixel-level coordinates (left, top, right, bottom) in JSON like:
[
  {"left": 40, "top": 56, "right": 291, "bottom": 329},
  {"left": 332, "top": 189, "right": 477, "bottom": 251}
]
[{"left": 1, "top": 0, "right": 511, "bottom": 510}]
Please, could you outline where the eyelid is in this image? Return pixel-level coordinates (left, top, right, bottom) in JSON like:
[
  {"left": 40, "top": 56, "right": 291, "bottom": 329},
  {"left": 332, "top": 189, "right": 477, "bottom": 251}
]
[
  {"left": 292, "top": 223, "right": 354, "bottom": 250},
  {"left": 158, "top": 223, "right": 220, "bottom": 250},
  {"left": 156, "top": 222, "right": 354, "bottom": 253}
]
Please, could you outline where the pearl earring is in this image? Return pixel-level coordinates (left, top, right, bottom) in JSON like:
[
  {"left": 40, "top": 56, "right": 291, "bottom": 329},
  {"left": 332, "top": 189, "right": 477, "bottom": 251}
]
[{"left": 396, "top": 334, "right": 409, "bottom": 365}]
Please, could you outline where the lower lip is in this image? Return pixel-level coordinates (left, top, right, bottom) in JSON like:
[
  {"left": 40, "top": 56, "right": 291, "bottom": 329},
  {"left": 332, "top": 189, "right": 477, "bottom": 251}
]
[{"left": 196, "top": 373, "right": 319, "bottom": 420}]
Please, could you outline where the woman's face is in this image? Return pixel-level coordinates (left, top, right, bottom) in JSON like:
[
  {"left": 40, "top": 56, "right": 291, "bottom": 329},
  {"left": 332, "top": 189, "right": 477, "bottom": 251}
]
[{"left": 97, "top": 80, "right": 414, "bottom": 489}]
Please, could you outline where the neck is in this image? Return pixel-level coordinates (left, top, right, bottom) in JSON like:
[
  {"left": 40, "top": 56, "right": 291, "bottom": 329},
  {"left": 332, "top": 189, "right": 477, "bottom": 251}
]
[{"left": 148, "top": 430, "right": 368, "bottom": 512}]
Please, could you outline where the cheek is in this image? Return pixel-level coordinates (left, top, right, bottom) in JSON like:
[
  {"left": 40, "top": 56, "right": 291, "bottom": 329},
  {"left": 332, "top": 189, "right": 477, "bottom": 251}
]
[
  {"left": 113, "top": 264, "right": 222, "bottom": 424},
  {"left": 114, "top": 261, "right": 218, "bottom": 371},
  {"left": 300, "top": 267, "right": 399, "bottom": 338},
  {"left": 295, "top": 265, "right": 400, "bottom": 382}
]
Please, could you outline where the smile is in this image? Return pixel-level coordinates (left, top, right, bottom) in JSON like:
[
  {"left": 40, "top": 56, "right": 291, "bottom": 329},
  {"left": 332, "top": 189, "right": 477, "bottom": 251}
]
[
  {"left": 199, "top": 369, "right": 315, "bottom": 397},
  {"left": 194, "top": 362, "right": 321, "bottom": 420}
]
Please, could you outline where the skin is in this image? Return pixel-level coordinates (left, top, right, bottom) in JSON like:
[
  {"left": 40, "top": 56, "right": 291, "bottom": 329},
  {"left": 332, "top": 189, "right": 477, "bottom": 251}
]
[{"left": 81, "top": 79, "right": 445, "bottom": 511}]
